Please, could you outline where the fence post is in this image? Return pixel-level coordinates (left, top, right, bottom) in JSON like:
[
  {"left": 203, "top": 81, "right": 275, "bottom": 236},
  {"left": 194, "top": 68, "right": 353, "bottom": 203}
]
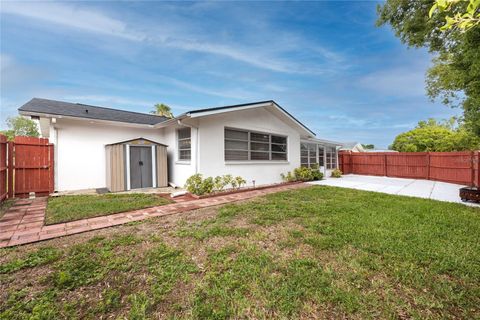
[
  {"left": 472, "top": 151, "right": 477, "bottom": 187},
  {"left": 426, "top": 153, "right": 430, "bottom": 180},
  {"left": 383, "top": 154, "right": 387, "bottom": 177},
  {"left": 477, "top": 151, "right": 480, "bottom": 188},
  {"left": 7, "top": 141, "right": 14, "bottom": 198},
  {"left": 49, "top": 144, "right": 54, "bottom": 194}
]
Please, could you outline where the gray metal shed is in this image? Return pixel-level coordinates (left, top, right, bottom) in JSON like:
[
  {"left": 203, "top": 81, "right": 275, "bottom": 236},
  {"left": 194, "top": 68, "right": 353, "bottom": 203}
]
[{"left": 105, "top": 138, "right": 168, "bottom": 192}]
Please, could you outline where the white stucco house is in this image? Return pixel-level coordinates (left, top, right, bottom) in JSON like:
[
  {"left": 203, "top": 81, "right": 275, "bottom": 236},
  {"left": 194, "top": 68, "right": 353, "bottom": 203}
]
[{"left": 19, "top": 98, "right": 342, "bottom": 192}]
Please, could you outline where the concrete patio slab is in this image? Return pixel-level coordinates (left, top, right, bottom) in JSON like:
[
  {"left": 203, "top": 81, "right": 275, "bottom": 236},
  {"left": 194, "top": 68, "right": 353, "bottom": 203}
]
[{"left": 309, "top": 174, "right": 480, "bottom": 207}]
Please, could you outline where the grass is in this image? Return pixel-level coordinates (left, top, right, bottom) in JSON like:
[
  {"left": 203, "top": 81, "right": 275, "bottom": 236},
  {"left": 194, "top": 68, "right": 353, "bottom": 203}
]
[
  {"left": 1, "top": 185, "right": 479, "bottom": 319},
  {"left": 45, "top": 193, "right": 173, "bottom": 224},
  {"left": 0, "top": 199, "right": 14, "bottom": 219}
]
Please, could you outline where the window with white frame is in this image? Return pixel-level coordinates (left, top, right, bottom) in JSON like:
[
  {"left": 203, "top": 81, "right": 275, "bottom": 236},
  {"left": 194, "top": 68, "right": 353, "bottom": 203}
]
[
  {"left": 300, "top": 143, "right": 318, "bottom": 168},
  {"left": 177, "top": 128, "right": 191, "bottom": 161},
  {"left": 326, "top": 146, "right": 337, "bottom": 169},
  {"left": 224, "top": 128, "right": 287, "bottom": 161},
  {"left": 318, "top": 146, "right": 325, "bottom": 167}
]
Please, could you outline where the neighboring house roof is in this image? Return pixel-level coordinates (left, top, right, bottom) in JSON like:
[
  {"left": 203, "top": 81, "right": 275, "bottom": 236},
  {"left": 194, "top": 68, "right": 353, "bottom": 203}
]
[
  {"left": 365, "top": 149, "right": 398, "bottom": 152},
  {"left": 339, "top": 142, "right": 365, "bottom": 152},
  {"left": 18, "top": 98, "right": 169, "bottom": 125},
  {"left": 303, "top": 137, "right": 344, "bottom": 146}
]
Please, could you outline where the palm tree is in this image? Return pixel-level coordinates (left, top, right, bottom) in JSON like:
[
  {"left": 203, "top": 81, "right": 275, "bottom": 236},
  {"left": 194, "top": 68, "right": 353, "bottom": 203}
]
[{"left": 151, "top": 103, "right": 174, "bottom": 118}]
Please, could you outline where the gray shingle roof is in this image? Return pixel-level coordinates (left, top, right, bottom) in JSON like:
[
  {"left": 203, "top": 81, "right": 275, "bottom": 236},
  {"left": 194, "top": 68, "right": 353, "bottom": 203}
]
[{"left": 19, "top": 98, "right": 169, "bottom": 125}]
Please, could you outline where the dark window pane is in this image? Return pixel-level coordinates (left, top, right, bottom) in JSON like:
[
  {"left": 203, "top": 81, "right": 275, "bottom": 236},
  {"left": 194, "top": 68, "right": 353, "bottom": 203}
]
[
  {"left": 179, "top": 150, "right": 191, "bottom": 160},
  {"left": 272, "top": 152, "right": 287, "bottom": 160},
  {"left": 179, "top": 139, "right": 191, "bottom": 149},
  {"left": 272, "top": 144, "right": 286, "bottom": 152},
  {"left": 301, "top": 143, "right": 308, "bottom": 151},
  {"left": 225, "top": 129, "right": 248, "bottom": 140},
  {"left": 272, "top": 136, "right": 286, "bottom": 144},
  {"left": 310, "top": 157, "right": 317, "bottom": 164},
  {"left": 251, "top": 151, "right": 269, "bottom": 160},
  {"left": 250, "top": 132, "right": 269, "bottom": 142},
  {"left": 251, "top": 142, "right": 269, "bottom": 151},
  {"left": 178, "top": 128, "right": 191, "bottom": 139},
  {"left": 225, "top": 140, "right": 248, "bottom": 150},
  {"left": 225, "top": 150, "right": 248, "bottom": 161},
  {"left": 301, "top": 157, "right": 308, "bottom": 164}
]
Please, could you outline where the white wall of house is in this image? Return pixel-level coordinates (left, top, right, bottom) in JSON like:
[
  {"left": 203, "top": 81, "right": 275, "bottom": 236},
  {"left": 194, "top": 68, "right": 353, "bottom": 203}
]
[
  {"left": 162, "top": 125, "right": 197, "bottom": 187},
  {"left": 196, "top": 107, "right": 302, "bottom": 186},
  {"left": 52, "top": 118, "right": 165, "bottom": 191}
]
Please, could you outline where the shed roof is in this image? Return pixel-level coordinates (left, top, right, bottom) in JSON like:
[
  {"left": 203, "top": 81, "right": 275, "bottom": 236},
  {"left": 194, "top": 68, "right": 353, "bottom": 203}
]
[{"left": 105, "top": 137, "right": 168, "bottom": 147}]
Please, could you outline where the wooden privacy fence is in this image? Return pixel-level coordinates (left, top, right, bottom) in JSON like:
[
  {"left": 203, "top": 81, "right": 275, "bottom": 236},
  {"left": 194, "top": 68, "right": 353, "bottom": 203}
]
[
  {"left": 0, "top": 134, "right": 54, "bottom": 202},
  {"left": 339, "top": 151, "right": 480, "bottom": 187},
  {"left": 0, "top": 135, "right": 7, "bottom": 201}
]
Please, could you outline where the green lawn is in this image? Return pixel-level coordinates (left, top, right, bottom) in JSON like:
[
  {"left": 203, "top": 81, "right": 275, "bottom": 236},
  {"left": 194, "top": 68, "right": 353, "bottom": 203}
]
[
  {"left": 0, "top": 199, "right": 14, "bottom": 219},
  {"left": 1, "top": 186, "right": 479, "bottom": 319},
  {"left": 45, "top": 193, "right": 173, "bottom": 224}
]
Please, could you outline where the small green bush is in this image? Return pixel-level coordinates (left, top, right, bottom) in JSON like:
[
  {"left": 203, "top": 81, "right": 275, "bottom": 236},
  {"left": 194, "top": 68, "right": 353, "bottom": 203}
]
[
  {"left": 185, "top": 174, "right": 204, "bottom": 195},
  {"left": 185, "top": 174, "right": 247, "bottom": 195},
  {"left": 281, "top": 166, "right": 323, "bottom": 182},
  {"left": 234, "top": 176, "right": 246, "bottom": 189},
  {"left": 330, "top": 168, "right": 342, "bottom": 178}
]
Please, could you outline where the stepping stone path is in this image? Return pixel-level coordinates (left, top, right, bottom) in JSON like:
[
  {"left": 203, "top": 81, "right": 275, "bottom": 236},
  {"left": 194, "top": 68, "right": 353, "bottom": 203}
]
[{"left": 0, "top": 183, "right": 307, "bottom": 248}]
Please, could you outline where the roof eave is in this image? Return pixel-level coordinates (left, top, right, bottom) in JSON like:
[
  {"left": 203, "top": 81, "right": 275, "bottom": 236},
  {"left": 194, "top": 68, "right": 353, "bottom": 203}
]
[{"left": 19, "top": 110, "right": 159, "bottom": 129}]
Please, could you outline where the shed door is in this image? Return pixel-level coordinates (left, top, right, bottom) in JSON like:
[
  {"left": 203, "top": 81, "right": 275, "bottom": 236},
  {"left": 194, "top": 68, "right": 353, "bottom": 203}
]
[{"left": 130, "top": 146, "right": 152, "bottom": 189}]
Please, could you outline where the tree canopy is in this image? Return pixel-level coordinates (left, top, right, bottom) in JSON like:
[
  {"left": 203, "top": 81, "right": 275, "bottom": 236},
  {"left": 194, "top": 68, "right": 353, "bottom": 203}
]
[
  {"left": 151, "top": 103, "right": 173, "bottom": 118},
  {"left": 377, "top": 0, "right": 480, "bottom": 136},
  {"left": 429, "top": 0, "right": 480, "bottom": 31},
  {"left": 1, "top": 116, "right": 40, "bottom": 140},
  {"left": 391, "top": 118, "right": 480, "bottom": 152}
]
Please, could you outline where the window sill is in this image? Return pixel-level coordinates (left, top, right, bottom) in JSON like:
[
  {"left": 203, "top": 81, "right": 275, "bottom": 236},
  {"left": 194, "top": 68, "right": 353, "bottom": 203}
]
[
  {"left": 225, "top": 161, "right": 290, "bottom": 165},
  {"left": 175, "top": 161, "right": 191, "bottom": 165}
]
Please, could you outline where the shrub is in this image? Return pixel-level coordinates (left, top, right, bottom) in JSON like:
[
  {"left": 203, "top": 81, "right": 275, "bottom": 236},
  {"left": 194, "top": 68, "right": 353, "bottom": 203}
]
[
  {"left": 214, "top": 176, "right": 227, "bottom": 191},
  {"left": 234, "top": 176, "right": 246, "bottom": 189},
  {"left": 280, "top": 171, "right": 296, "bottom": 182},
  {"left": 202, "top": 177, "right": 215, "bottom": 194},
  {"left": 281, "top": 166, "right": 323, "bottom": 182},
  {"left": 185, "top": 174, "right": 247, "bottom": 195},
  {"left": 294, "top": 167, "right": 314, "bottom": 181},
  {"left": 185, "top": 174, "right": 204, "bottom": 195},
  {"left": 331, "top": 168, "right": 342, "bottom": 178}
]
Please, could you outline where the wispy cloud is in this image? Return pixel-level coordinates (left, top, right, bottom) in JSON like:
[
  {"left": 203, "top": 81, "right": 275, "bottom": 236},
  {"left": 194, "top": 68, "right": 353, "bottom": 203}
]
[
  {"left": 0, "top": 1, "right": 340, "bottom": 74},
  {"left": 1, "top": 1, "right": 143, "bottom": 41}
]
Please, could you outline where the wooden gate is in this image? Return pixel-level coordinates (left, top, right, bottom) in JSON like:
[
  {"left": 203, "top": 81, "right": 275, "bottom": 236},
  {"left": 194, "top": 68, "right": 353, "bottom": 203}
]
[
  {"left": 0, "top": 135, "right": 7, "bottom": 202},
  {"left": 5, "top": 136, "right": 54, "bottom": 199}
]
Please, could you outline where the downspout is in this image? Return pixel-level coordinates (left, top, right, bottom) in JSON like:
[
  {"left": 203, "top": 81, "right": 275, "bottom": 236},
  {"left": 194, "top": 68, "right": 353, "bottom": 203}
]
[{"left": 177, "top": 119, "right": 199, "bottom": 175}]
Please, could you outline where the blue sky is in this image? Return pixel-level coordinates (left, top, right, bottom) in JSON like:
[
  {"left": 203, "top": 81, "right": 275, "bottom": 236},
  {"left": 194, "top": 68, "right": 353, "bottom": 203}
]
[{"left": 0, "top": 1, "right": 460, "bottom": 148}]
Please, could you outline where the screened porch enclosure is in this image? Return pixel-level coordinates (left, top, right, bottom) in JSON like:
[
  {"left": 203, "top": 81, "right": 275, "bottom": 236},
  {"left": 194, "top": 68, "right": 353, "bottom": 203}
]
[{"left": 300, "top": 142, "right": 338, "bottom": 174}]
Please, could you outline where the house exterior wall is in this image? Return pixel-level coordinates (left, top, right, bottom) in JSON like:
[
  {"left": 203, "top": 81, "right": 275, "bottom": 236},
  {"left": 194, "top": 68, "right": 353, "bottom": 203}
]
[
  {"left": 162, "top": 125, "right": 197, "bottom": 187},
  {"left": 52, "top": 118, "right": 165, "bottom": 191},
  {"left": 196, "top": 108, "right": 302, "bottom": 186}
]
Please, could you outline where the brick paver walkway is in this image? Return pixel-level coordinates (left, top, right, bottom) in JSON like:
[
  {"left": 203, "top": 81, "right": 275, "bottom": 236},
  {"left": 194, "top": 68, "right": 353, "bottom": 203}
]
[{"left": 0, "top": 183, "right": 307, "bottom": 248}]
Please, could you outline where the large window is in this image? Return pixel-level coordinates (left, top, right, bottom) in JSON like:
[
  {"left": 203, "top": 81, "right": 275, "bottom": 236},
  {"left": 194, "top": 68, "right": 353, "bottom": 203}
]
[
  {"left": 177, "top": 128, "right": 191, "bottom": 161},
  {"left": 224, "top": 128, "right": 287, "bottom": 161},
  {"left": 318, "top": 146, "right": 325, "bottom": 167},
  {"left": 326, "top": 146, "right": 337, "bottom": 169},
  {"left": 300, "top": 143, "right": 318, "bottom": 168}
]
